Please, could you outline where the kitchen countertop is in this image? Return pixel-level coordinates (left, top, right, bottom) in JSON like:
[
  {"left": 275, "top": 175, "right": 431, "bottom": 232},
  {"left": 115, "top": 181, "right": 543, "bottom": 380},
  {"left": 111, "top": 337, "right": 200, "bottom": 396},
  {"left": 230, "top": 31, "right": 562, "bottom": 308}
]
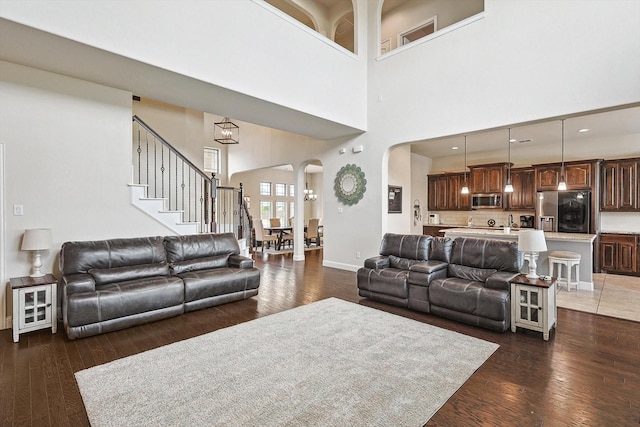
[
  {"left": 443, "top": 228, "right": 597, "bottom": 242},
  {"left": 599, "top": 230, "right": 640, "bottom": 235}
]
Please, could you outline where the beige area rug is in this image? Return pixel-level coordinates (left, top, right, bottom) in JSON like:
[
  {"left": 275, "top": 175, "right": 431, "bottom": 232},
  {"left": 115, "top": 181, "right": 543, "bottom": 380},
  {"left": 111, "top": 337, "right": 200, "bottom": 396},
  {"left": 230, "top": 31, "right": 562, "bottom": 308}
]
[{"left": 75, "top": 298, "right": 498, "bottom": 426}]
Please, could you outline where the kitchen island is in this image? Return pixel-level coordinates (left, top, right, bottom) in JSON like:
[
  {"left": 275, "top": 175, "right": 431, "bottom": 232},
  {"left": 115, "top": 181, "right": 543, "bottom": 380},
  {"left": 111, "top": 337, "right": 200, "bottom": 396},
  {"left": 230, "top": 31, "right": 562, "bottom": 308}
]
[{"left": 443, "top": 228, "right": 597, "bottom": 290}]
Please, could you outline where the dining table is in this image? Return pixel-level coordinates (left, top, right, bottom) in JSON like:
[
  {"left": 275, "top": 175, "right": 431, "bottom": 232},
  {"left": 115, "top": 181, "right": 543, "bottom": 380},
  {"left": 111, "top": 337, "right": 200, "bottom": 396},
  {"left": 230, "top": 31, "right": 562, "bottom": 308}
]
[{"left": 264, "top": 226, "right": 293, "bottom": 250}]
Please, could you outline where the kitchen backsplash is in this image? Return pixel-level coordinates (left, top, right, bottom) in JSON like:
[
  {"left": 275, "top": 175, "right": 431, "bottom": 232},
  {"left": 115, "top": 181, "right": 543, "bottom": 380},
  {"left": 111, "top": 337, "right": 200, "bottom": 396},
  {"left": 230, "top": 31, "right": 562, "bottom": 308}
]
[
  {"left": 427, "top": 210, "right": 535, "bottom": 227},
  {"left": 600, "top": 212, "right": 640, "bottom": 233}
]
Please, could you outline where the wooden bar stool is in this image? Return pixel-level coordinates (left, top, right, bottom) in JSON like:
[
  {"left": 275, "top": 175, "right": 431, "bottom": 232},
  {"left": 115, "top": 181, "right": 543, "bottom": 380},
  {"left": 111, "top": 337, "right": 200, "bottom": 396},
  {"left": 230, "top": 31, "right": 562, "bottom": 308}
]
[{"left": 548, "top": 251, "right": 581, "bottom": 291}]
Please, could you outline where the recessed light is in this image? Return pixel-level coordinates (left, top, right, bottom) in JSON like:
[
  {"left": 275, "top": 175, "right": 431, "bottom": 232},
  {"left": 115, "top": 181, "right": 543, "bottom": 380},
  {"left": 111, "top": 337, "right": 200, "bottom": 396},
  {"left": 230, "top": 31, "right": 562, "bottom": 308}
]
[
  {"left": 578, "top": 128, "right": 590, "bottom": 133},
  {"left": 451, "top": 146, "right": 459, "bottom": 150}
]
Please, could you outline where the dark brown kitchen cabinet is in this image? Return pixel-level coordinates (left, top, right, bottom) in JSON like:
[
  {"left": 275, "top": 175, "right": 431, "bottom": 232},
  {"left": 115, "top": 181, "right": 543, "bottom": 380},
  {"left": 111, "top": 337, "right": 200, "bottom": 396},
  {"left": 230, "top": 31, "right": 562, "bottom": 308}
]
[
  {"left": 506, "top": 168, "right": 535, "bottom": 210},
  {"left": 423, "top": 225, "right": 456, "bottom": 237},
  {"left": 428, "top": 175, "right": 448, "bottom": 210},
  {"left": 469, "top": 164, "right": 506, "bottom": 194},
  {"left": 535, "top": 161, "right": 598, "bottom": 191},
  {"left": 428, "top": 173, "right": 470, "bottom": 211},
  {"left": 600, "top": 234, "right": 639, "bottom": 275},
  {"left": 601, "top": 158, "right": 639, "bottom": 211}
]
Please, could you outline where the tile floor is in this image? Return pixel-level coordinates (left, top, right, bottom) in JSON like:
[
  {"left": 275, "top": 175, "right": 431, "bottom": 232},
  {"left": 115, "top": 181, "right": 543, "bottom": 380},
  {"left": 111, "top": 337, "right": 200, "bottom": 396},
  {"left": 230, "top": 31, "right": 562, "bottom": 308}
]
[{"left": 557, "top": 273, "right": 640, "bottom": 322}]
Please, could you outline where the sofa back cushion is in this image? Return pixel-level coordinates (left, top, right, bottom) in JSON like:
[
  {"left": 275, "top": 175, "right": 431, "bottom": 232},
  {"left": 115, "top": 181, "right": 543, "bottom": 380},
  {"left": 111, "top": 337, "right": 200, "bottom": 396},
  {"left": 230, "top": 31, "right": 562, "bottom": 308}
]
[
  {"left": 60, "top": 236, "right": 167, "bottom": 275},
  {"left": 430, "top": 237, "right": 453, "bottom": 263},
  {"left": 164, "top": 233, "right": 239, "bottom": 263},
  {"left": 451, "top": 237, "right": 522, "bottom": 272},
  {"left": 448, "top": 264, "right": 497, "bottom": 282},
  {"left": 380, "top": 233, "right": 431, "bottom": 261},
  {"left": 89, "top": 263, "right": 170, "bottom": 285}
]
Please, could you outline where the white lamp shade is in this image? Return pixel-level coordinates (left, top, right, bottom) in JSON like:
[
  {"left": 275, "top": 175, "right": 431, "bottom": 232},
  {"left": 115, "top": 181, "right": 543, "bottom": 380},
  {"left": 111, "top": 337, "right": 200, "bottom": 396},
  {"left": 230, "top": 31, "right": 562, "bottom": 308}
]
[
  {"left": 21, "top": 228, "right": 53, "bottom": 251},
  {"left": 518, "top": 230, "right": 547, "bottom": 253}
]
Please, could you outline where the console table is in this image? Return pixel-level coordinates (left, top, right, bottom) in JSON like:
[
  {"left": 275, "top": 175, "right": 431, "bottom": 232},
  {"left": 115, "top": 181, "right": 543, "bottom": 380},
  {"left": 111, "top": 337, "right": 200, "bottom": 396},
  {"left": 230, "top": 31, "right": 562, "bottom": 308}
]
[{"left": 510, "top": 274, "right": 557, "bottom": 341}]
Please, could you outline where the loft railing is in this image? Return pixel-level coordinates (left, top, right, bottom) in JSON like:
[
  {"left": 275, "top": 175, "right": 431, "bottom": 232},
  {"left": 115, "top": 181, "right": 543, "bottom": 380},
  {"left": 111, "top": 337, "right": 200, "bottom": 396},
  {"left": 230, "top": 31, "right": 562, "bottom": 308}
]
[{"left": 132, "top": 115, "right": 251, "bottom": 241}]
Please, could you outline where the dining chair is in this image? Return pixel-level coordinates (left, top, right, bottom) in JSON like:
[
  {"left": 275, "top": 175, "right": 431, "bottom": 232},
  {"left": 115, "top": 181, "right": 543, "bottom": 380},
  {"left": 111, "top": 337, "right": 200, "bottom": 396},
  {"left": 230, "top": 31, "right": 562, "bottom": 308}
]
[
  {"left": 270, "top": 218, "right": 281, "bottom": 227},
  {"left": 305, "top": 218, "right": 321, "bottom": 247},
  {"left": 253, "top": 219, "right": 277, "bottom": 251}
]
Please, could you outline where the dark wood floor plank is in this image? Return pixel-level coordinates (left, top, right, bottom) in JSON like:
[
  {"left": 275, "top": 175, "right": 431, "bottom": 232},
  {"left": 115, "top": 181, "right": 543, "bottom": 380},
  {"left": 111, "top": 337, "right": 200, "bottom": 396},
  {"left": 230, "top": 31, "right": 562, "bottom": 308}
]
[{"left": 0, "top": 249, "right": 639, "bottom": 426}]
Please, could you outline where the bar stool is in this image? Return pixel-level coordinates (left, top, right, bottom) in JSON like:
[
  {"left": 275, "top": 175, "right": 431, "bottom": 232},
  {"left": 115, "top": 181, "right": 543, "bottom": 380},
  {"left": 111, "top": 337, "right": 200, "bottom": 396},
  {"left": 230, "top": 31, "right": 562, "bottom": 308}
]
[{"left": 548, "top": 251, "right": 581, "bottom": 291}]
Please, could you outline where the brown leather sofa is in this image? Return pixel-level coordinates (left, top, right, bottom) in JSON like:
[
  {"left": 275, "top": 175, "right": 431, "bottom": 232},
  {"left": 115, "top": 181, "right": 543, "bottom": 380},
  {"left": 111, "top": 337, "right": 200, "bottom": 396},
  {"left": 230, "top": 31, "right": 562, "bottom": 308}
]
[
  {"left": 59, "top": 233, "right": 260, "bottom": 340},
  {"left": 357, "top": 234, "right": 523, "bottom": 332}
]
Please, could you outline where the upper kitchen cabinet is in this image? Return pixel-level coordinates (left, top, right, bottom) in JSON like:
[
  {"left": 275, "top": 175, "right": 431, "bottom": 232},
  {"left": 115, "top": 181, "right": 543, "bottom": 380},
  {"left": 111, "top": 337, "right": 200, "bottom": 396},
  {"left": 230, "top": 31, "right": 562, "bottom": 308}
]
[
  {"left": 506, "top": 168, "right": 535, "bottom": 211},
  {"left": 534, "top": 160, "right": 599, "bottom": 191},
  {"left": 469, "top": 163, "right": 507, "bottom": 194},
  {"left": 428, "top": 173, "right": 471, "bottom": 211},
  {"left": 601, "top": 158, "right": 640, "bottom": 211}
]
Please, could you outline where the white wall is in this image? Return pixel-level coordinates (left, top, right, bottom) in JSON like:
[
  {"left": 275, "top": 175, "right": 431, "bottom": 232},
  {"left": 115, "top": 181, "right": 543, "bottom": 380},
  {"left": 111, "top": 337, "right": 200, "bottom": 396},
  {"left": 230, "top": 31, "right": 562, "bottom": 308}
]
[
  {"left": 387, "top": 145, "right": 412, "bottom": 233},
  {"left": 0, "top": 0, "right": 367, "bottom": 134},
  {"left": 320, "top": 0, "right": 640, "bottom": 270},
  {"left": 411, "top": 153, "right": 432, "bottom": 234},
  {"left": 0, "top": 61, "right": 172, "bottom": 329}
]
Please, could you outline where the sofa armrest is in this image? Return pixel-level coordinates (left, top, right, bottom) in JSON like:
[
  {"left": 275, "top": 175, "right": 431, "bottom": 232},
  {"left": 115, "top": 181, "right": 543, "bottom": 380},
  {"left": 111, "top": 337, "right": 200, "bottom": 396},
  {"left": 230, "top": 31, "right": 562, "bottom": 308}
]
[
  {"left": 228, "top": 254, "right": 254, "bottom": 269},
  {"left": 485, "top": 271, "right": 521, "bottom": 291},
  {"left": 61, "top": 273, "right": 96, "bottom": 295},
  {"left": 364, "top": 256, "right": 389, "bottom": 269},
  {"left": 409, "top": 260, "right": 448, "bottom": 275}
]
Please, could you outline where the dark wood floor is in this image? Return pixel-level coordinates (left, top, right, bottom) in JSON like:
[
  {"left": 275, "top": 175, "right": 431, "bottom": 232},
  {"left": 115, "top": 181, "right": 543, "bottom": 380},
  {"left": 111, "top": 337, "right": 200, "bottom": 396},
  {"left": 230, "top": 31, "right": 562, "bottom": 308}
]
[{"left": 1, "top": 249, "right": 639, "bottom": 426}]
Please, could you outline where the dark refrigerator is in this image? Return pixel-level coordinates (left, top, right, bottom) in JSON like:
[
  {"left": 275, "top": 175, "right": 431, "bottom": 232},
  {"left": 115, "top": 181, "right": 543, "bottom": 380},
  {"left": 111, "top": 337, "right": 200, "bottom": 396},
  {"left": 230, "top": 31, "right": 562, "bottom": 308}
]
[{"left": 536, "top": 191, "right": 591, "bottom": 233}]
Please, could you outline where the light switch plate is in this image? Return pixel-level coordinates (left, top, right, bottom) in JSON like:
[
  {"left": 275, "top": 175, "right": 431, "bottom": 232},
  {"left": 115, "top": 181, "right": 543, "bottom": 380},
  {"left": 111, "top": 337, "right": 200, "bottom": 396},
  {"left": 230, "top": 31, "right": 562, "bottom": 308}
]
[{"left": 13, "top": 204, "right": 23, "bottom": 216}]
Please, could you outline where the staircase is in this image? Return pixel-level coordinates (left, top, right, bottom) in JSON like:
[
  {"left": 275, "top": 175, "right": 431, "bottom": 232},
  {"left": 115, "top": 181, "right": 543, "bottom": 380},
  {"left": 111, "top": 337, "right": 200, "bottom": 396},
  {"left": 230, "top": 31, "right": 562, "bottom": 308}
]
[{"left": 131, "top": 115, "right": 252, "bottom": 247}]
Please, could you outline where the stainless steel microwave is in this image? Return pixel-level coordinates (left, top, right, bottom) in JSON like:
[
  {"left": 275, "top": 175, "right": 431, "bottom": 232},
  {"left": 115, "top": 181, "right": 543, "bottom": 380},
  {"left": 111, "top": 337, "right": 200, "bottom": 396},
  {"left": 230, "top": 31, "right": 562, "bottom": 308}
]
[{"left": 472, "top": 193, "right": 503, "bottom": 209}]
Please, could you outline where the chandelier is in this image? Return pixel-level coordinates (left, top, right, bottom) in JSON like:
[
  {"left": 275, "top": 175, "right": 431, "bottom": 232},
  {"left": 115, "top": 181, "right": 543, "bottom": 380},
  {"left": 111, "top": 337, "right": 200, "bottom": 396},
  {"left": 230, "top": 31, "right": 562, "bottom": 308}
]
[
  {"left": 304, "top": 169, "right": 317, "bottom": 201},
  {"left": 214, "top": 117, "right": 239, "bottom": 145}
]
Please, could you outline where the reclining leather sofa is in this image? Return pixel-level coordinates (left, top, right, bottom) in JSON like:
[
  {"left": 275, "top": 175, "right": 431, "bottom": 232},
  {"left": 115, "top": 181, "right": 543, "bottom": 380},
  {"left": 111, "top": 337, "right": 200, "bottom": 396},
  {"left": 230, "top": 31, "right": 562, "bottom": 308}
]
[
  {"left": 357, "top": 234, "right": 523, "bottom": 332},
  {"left": 59, "top": 233, "right": 259, "bottom": 340}
]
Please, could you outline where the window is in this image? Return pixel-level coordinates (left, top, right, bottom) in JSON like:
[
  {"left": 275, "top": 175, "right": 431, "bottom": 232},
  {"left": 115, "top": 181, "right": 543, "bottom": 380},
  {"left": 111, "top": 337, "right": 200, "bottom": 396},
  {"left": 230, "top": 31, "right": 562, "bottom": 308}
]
[
  {"left": 260, "top": 182, "right": 272, "bottom": 196},
  {"left": 260, "top": 201, "right": 272, "bottom": 225},
  {"left": 289, "top": 184, "right": 295, "bottom": 197},
  {"left": 275, "top": 201, "right": 287, "bottom": 225},
  {"left": 289, "top": 202, "right": 295, "bottom": 223},
  {"left": 400, "top": 17, "right": 437, "bottom": 47},
  {"left": 275, "top": 183, "right": 286, "bottom": 197},
  {"left": 204, "top": 147, "right": 220, "bottom": 174}
]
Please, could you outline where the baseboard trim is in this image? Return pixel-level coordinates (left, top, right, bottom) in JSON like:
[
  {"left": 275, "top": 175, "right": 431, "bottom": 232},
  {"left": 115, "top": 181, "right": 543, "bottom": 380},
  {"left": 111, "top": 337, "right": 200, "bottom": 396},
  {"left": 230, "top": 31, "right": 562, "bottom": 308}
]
[{"left": 322, "top": 260, "right": 359, "bottom": 272}]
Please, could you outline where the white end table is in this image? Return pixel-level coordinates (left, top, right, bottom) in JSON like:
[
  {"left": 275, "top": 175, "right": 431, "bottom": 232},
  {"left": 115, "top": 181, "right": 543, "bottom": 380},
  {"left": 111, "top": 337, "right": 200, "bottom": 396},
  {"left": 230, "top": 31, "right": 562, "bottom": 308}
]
[
  {"left": 10, "top": 274, "right": 57, "bottom": 342},
  {"left": 510, "top": 274, "right": 557, "bottom": 341}
]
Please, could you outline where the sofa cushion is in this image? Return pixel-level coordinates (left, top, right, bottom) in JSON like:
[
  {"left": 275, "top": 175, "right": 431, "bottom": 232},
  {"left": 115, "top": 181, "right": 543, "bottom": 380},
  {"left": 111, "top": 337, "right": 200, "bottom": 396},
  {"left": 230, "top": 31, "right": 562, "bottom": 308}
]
[
  {"left": 178, "top": 268, "right": 260, "bottom": 302},
  {"left": 65, "top": 276, "right": 184, "bottom": 327},
  {"left": 380, "top": 233, "right": 431, "bottom": 260},
  {"left": 60, "top": 236, "right": 167, "bottom": 275},
  {"left": 448, "top": 264, "right": 497, "bottom": 282},
  {"left": 356, "top": 267, "right": 409, "bottom": 299},
  {"left": 164, "top": 233, "right": 239, "bottom": 263},
  {"left": 430, "top": 237, "right": 453, "bottom": 263},
  {"left": 451, "top": 237, "right": 522, "bottom": 271},
  {"left": 89, "top": 263, "right": 170, "bottom": 285},
  {"left": 389, "top": 255, "right": 422, "bottom": 270},
  {"left": 170, "top": 255, "right": 230, "bottom": 275},
  {"left": 429, "top": 277, "right": 509, "bottom": 321}
]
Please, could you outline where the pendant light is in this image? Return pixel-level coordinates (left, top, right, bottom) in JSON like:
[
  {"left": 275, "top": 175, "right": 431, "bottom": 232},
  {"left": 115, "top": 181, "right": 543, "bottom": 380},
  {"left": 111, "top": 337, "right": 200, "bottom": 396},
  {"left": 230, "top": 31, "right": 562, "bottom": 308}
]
[
  {"left": 461, "top": 136, "right": 469, "bottom": 194},
  {"left": 558, "top": 119, "right": 567, "bottom": 191},
  {"left": 504, "top": 128, "right": 514, "bottom": 193}
]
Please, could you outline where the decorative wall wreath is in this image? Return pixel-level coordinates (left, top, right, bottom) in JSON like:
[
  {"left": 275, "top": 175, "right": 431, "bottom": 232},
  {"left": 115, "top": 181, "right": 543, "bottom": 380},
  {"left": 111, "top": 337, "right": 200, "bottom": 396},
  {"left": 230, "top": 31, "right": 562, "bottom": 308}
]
[{"left": 334, "top": 164, "right": 366, "bottom": 205}]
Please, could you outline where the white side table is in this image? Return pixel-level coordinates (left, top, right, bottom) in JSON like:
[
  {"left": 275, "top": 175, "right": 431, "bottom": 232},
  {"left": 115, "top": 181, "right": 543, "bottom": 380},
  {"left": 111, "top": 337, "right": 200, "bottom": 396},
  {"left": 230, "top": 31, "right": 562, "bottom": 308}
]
[
  {"left": 10, "top": 274, "right": 57, "bottom": 343},
  {"left": 510, "top": 274, "right": 557, "bottom": 341}
]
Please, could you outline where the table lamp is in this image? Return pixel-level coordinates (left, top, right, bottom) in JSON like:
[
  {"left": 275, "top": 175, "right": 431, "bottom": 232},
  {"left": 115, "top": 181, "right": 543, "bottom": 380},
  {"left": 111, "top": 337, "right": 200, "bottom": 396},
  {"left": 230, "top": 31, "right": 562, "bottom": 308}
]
[
  {"left": 518, "top": 229, "right": 547, "bottom": 279},
  {"left": 21, "top": 228, "right": 53, "bottom": 277}
]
